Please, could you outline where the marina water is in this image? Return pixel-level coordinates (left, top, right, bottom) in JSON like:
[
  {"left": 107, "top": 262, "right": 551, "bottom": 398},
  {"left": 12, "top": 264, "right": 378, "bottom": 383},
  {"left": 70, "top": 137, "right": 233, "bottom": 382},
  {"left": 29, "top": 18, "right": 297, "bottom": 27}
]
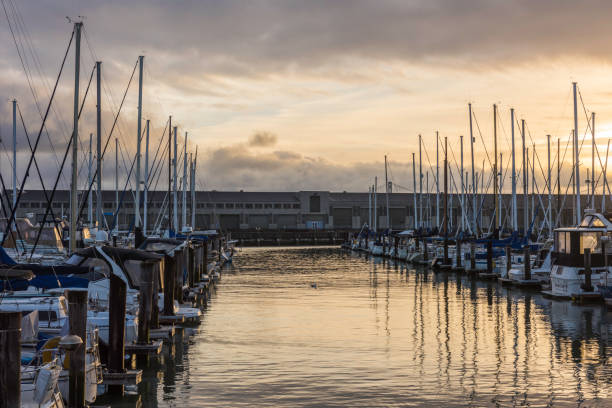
[{"left": 122, "top": 247, "right": 612, "bottom": 406}]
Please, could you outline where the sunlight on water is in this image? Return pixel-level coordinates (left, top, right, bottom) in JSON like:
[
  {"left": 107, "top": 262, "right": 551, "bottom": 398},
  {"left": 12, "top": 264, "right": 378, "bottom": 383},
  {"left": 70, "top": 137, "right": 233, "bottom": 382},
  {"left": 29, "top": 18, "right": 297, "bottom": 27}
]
[{"left": 133, "top": 247, "right": 612, "bottom": 407}]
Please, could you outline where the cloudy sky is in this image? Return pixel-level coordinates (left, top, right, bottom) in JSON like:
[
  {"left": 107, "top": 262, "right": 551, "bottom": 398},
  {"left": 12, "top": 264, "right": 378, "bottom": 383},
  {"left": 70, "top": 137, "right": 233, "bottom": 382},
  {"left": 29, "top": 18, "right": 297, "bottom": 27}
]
[{"left": 1, "top": 0, "right": 612, "bottom": 193}]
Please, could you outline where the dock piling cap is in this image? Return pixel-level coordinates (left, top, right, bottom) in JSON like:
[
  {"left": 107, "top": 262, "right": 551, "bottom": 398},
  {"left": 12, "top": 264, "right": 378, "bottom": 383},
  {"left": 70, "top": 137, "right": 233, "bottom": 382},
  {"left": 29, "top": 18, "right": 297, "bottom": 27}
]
[{"left": 59, "top": 334, "right": 83, "bottom": 351}]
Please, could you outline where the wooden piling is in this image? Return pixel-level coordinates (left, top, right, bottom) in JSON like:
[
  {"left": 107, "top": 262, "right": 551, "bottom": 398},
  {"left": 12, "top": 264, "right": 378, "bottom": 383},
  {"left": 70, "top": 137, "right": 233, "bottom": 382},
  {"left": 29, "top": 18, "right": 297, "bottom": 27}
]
[
  {"left": 504, "top": 245, "right": 511, "bottom": 276},
  {"left": 67, "top": 290, "right": 88, "bottom": 408},
  {"left": 0, "top": 312, "right": 21, "bottom": 408},
  {"left": 174, "top": 248, "right": 184, "bottom": 302},
  {"left": 524, "top": 246, "right": 531, "bottom": 280},
  {"left": 188, "top": 244, "right": 195, "bottom": 288},
  {"left": 456, "top": 240, "right": 462, "bottom": 268},
  {"left": 138, "top": 260, "right": 155, "bottom": 345},
  {"left": 108, "top": 274, "right": 126, "bottom": 394},
  {"left": 163, "top": 254, "right": 175, "bottom": 316},
  {"left": 423, "top": 238, "right": 428, "bottom": 262},
  {"left": 486, "top": 240, "right": 493, "bottom": 274},
  {"left": 470, "top": 243, "right": 476, "bottom": 271},
  {"left": 584, "top": 248, "right": 593, "bottom": 292},
  {"left": 151, "top": 262, "right": 160, "bottom": 330}
]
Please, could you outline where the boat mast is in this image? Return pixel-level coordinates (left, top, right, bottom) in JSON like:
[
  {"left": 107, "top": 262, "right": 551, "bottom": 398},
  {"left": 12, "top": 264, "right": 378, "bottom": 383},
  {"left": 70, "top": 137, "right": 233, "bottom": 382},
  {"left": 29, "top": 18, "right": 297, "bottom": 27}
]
[
  {"left": 531, "top": 144, "right": 535, "bottom": 225},
  {"left": 69, "top": 21, "right": 82, "bottom": 254},
  {"left": 511, "top": 108, "right": 517, "bottom": 231},
  {"left": 173, "top": 126, "right": 178, "bottom": 232},
  {"left": 573, "top": 82, "right": 581, "bottom": 222},
  {"left": 373, "top": 176, "right": 377, "bottom": 233},
  {"left": 419, "top": 136, "right": 423, "bottom": 231},
  {"left": 115, "top": 137, "right": 119, "bottom": 233},
  {"left": 460, "top": 134, "right": 464, "bottom": 232},
  {"left": 182, "top": 132, "right": 188, "bottom": 230},
  {"left": 499, "top": 153, "right": 503, "bottom": 233},
  {"left": 469, "top": 104, "right": 476, "bottom": 235},
  {"left": 412, "top": 153, "right": 417, "bottom": 230},
  {"left": 368, "top": 186, "right": 372, "bottom": 228},
  {"left": 12, "top": 99, "right": 16, "bottom": 233},
  {"left": 522, "top": 119, "right": 528, "bottom": 236},
  {"left": 143, "top": 119, "right": 150, "bottom": 234},
  {"left": 547, "top": 134, "right": 552, "bottom": 238},
  {"left": 191, "top": 148, "right": 198, "bottom": 229},
  {"left": 557, "top": 137, "right": 561, "bottom": 226},
  {"left": 384, "top": 155, "right": 390, "bottom": 230},
  {"left": 134, "top": 55, "right": 144, "bottom": 230},
  {"left": 168, "top": 116, "right": 172, "bottom": 234},
  {"left": 603, "top": 141, "right": 610, "bottom": 213},
  {"left": 443, "top": 136, "right": 448, "bottom": 263},
  {"left": 88, "top": 133, "right": 93, "bottom": 226},
  {"left": 96, "top": 61, "right": 102, "bottom": 229},
  {"left": 436, "top": 131, "right": 440, "bottom": 227},
  {"left": 591, "top": 112, "right": 595, "bottom": 209},
  {"left": 493, "top": 104, "right": 498, "bottom": 237}
]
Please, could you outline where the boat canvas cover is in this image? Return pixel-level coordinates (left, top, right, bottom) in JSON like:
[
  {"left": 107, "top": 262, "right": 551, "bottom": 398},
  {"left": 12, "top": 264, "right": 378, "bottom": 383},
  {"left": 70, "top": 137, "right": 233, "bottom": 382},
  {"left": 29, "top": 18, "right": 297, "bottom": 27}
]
[
  {"left": 0, "top": 246, "right": 16, "bottom": 264},
  {"left": 21, "top": 310, "right": 38, "bottom": 341}
]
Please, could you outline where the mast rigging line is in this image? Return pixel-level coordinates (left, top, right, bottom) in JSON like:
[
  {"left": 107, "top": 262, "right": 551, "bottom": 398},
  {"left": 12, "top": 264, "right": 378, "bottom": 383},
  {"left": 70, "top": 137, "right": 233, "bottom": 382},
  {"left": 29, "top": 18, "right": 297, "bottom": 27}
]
[
  {"left": 2, "top": 0, "right": 71, "bottom": 179},
  {"left": 1, "top": 27, "right": 75, "bottom": 246},
  {"left": 77, "top": 58, "right": 139, "bottom": 224},
  {"left": 28, "top": 63, "right": 96, "bottom": 258}
]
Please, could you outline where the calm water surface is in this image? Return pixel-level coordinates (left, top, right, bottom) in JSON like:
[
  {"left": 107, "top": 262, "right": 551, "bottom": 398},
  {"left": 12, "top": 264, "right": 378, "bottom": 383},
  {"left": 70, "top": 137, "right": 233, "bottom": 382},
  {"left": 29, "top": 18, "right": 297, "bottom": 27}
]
[{"left": 124, "top": 247, "right": 612, "bottom": 406}]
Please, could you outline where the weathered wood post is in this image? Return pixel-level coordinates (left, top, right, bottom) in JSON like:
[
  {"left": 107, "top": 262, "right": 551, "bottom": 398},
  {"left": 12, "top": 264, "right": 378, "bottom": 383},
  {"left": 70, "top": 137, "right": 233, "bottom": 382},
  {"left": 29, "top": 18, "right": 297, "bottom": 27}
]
[
  {"left": 423, "top": 238, "right": 428, "bottom": 262},
  {"left": 203, "top": 241, "right": 209, "bottom": 276},
  {"left": 486, "top": 240, "right": 493, "bottom": 274},
  {"left": 470, "top": 243, "right": 476, "bottom": 271},
  {"left": 584, "top": 248, "right": 593, "bottom": 292},
  {"left": 505, "top": 246, "right": 512, "bottom": 277},
  {"left": 394, "top": 236, "right": 399, "bottom": 259},
  {"left": 456, "top": 239, "right": 462, "bottom": 269},
  {"left": 188, "top": 243, "right": 195, "bottom": 288},
  {"left": 67, "top": 290, "right": 88, "bottom": 408},
  {"left": 0, "top": 312, "right": 21, "bottom": 408},
  {"left": 151, "top": 261, "right": 160, "bottom": 330},
  {"left": 524, "top": 246, "right": 531, "bottom": 280},
  {"left": 137, "top": 260, "right": 155, "bottom": 345},
  {"left": 174, "top": 247, "right": 184, "bottom": 303},
  {"left": 108, "top": 274, "right": 126, "bottom": 394},
  {"left": 194, "top": 243, "right": 201, "bottom": 284},
  {"left": 163, "top": 254, "right": 175, "bottom": 316}
]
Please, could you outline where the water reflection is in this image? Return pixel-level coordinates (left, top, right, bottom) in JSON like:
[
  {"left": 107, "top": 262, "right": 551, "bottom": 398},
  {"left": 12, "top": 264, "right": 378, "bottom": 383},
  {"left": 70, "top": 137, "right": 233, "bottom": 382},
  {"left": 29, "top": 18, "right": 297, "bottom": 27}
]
[{"left": 111, "top": 247, "right": 612, "bottom": 406}]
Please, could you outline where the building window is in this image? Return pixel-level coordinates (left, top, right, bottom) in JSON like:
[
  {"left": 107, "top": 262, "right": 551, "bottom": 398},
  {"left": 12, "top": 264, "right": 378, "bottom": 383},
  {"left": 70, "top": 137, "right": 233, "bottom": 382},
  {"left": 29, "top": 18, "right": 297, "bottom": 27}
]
[
  {"left": 30, "top": 202, "right": 40, "bottom": 208},
  {"left": 125, "top": 203, "right": 133, "bottom": 209},
  {"left": 293, "top": 203, "right": 301, "bottom": 209},
  {"left": 207, "top": 203, "right": 214, "bottom": 208},
  {"left": 225, "top": 203, "right": 234, "bottom": 209},
  {"left": 104, "top": 202, "right": 113, "bottom": 209},
  {"left": 52, "top": 202, "right": 61, "bottom": 208},
  {"left": 235, "top": 203, "right": 243, "bottom": 208},
  {"left": 274, "top": 203, "right": 282, "bottom": 209},
  {"left": 283, "top": 203, "right": 291, "bottom": 209},
  {"left": 264, "top": 203, "right": 272, "bottom": 209},
  {"left": 215, "top": 203, "right": 223, "bottom": 209},
  {"left": 245, "top": 203, "right": 253, "bottom": 209},
  {"left": 255, "top": 204, "right": 263, "bottom": 209},
  {"left": 309, "top": 195, "right": 320, "bottom": 212}
]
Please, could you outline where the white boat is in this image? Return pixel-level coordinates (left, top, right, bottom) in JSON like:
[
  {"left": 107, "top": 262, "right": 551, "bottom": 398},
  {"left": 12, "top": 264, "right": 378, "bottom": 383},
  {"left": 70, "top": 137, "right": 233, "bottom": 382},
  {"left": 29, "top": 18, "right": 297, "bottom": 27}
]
[
  {"left": 548, "top": 210, "right": 607, "bottom": 299},
  {"left": 21, "top": 361, "right": 65, "bottom": 408}
]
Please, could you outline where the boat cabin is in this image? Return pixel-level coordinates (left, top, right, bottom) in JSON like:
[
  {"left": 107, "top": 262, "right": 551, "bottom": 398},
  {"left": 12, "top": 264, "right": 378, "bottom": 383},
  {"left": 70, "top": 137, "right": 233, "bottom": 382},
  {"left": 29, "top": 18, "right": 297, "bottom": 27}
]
[{"left": 553, "top": 212, "right": 612, "bottom": 267}]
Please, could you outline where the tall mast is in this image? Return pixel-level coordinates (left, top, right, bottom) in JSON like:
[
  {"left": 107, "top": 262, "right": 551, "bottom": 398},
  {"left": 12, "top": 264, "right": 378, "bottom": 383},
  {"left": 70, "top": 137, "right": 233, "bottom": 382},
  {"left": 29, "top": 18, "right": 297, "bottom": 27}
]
[
  {"left": 88, "top": 133, "right": 93, "bottom": 226},
  {"left": 436, "top": 131, "right": 440, "bottom": 227},
  {"left": 168, "top": 116, "right": 172, "bottom": 234},
  {"left": 547, "top": 134, "right": 552, "bottom": 237},
  {"left": 96, "top": 61, "right": 102, "bottom": 229},
  {"left": 460, "top": 134, "right": 464, "bottom": 232},
  {"left": 511, "top": 108, "right": 517, "bottom": 230},
  {"left": 69, "top": 21, "right": 82, "bottom": 254},
  {"left": 531, "top": 144, "right": 535, "bottom": 224},
  {"left": 522, "top": 119, "right": 528, "bottom": 236},
  {"left": 493, "top": 104, "right": 498, "bottom": 236},
  {"left": 419, "top": 135, "right": 423, "bottom": 231},
  {"left": 134, "top": 55, "right": 144, "bottom": 229},
  {"left": 182, "top": 132, "right": 188, "bottom": 230},
  {"left": 12, "top": 99, "right": 16, "bottom": 232},
  {"left": 443, "top": 136, "right": 448, "bottom": 263},
  {"left": 591, "top": 112, "right": 595, "bottom": 209},
  {"left": 191, "top": 148, "right": 198, "bottom": 229},
  {"left": 115, "top": 138, "right": 118, "bottom": 232},
  {"left": 173, "top": 126, "right": 178, "bottom": 232},
  {"left": 368, "top": 186, "right": 372, "bottom": 228},
  {"left": 469, "top": 104, "right": 476, "bottom": 235},
  {"left": 143, "top": 119, "right": 150, "bottom": 234},
  {"left": 604, "top": 141, "right": 610, "bottom": 213},
  {"left": 384, "top": 155, "right": 390, "bottom": 230},
  {"left": 557, "top": 138, "right": 561, "bottom": 226},
  {"left": 373, "top": 177, "right": 377, "bottom": 233},
  {"left": 573, "top": 82, "right": 581, "bottom": 222},
  {"left": 499, "top": 153, "right": 503, "bottom": 233},
  {"left": 412, "top": 153, "right": 417, "bottom": 230}
]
